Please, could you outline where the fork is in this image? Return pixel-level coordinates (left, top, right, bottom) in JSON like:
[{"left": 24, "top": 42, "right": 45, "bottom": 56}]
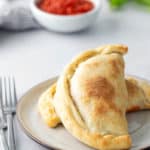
[
  {"left": 0, "top": 116, "right": 9, "bottom": 150},
  {"left": 1, "top": 76, "right": 17, "bottom": 150},
  {"left": 0, "top": 78, "right": 9, "bottom": 150}
]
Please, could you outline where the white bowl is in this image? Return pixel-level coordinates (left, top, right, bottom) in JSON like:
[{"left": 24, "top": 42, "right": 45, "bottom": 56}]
[{"left": 30, "top": 0, "right": 101, "bottom": 33}]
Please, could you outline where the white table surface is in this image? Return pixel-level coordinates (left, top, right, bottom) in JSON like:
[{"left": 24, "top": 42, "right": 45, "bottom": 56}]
[{"left": 0, "top": 1, "right": 150, "bottom": 150}]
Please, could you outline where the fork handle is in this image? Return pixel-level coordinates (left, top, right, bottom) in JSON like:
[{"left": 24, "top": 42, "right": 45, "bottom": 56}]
[
  {"left": 7, "top": 114, "right": 15, "bottom": 150},
  {"left": 0, "top": 129, "right": 9, "bottom": 150}
]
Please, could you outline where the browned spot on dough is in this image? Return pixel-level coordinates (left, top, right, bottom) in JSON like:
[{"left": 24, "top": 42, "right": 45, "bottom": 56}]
[
  {"left": 109, "top": 56, "right": 124, "bottom": 78},
  {"left": 85, "top": 76, "right": 115, "bottom": 100},
  {"left": 94, "top": 101, "right": 109, "bottom": 114},
  {"left": 127, "top": 106, "right": 140, "bottom": 112},
  {"left": 93, "top": 99, "right": 122, "bottom": 116}
]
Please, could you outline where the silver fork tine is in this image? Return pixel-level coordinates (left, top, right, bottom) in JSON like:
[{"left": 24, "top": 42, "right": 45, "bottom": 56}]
[
  {"left": 5, "top": 77, "right": 11, "bottom": 108},
  {"left": 0, "top": 78, "right": 6, "bottom": 125},
  {"left": 0, "top": 77, "right": 9, "bottom": 150},
  {"left": 2, "top": 76, "right": 16, "bottom": 150},
  {"left": 7, "top": 77, "right": 12, "bottom": 107},
  {"left": 13, "top": 77, "right": 17, "bottom": 107},
  {"left": 10, "top": 76, "right": 17, "bottom": 109},
  {"left": 1, "top": 77, "right": 7, "bottom": 108},
  {"left": 0, "top": 118, "right": 9, "bottom": 150}
]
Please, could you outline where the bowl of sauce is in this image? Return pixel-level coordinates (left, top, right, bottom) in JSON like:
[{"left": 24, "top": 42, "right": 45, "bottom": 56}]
[
  {"left": 31, "top": 0, "right": 101, "bottom": 32},
  {"left": 38, "top": 0, "right": 94, "bottom": 15}
]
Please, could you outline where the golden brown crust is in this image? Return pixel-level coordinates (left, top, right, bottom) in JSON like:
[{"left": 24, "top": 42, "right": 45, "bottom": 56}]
[
  {"left": 96, "top": 44, "right": 128, "bottom": 55},
  {"left": 134, "top": 78, "right": 150, "bottom": 108},
  {"left": 38, "top": 83, "right": 60, "bottom": 127},
  {"left": 126, "top": 79, "right": 138, "bottom": 97},
  {"left": 109, "top": 57, "right": 125, "bottom": 78},
  {"left": 126, "top": 76, "right": 150, "bottom": 111},
  {"left": 53, "top": 44, "right": 131, "bottom": 150},
  {"left": 84, "top": 76, "right": 115, "bottom": 100},
  {"left": 127, "top": 106, "right": 140, "bottom": 112},
  {"left": 92, "top": 99, "right": 122, "bottom": 117}
]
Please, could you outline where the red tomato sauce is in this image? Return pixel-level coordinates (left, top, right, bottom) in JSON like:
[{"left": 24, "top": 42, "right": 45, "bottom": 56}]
[{"left": 38, "top": 0, "right": 94, "bottom": 15}]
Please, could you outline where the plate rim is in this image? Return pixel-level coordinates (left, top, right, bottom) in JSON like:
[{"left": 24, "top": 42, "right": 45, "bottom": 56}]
[
  {"left": 16, "top": 75, "right": 150, "bottom": 150},
  {"left": 16, "top": 76, "right": 61, "bottom": 150}
]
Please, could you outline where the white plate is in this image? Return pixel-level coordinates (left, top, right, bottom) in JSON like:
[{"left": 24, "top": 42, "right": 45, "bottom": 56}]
[{"left": 17, "top": 76, "right": 150, "bottom": 150}]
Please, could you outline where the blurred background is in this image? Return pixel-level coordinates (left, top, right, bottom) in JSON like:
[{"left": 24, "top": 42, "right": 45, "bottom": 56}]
[
  {"left": 0, "top": 0, "right": 150, "bottom": 149},
  {"left": 0, "top": 0, "right": 150, "bottom": 96}
]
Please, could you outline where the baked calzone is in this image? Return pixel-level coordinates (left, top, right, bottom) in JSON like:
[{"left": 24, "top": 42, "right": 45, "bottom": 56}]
[
  {"left": 38, "top": 44, "right": 150, "bottom": 150},
  {"left": 38, "top": 76, "right": 150, "bottom": 128}
]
